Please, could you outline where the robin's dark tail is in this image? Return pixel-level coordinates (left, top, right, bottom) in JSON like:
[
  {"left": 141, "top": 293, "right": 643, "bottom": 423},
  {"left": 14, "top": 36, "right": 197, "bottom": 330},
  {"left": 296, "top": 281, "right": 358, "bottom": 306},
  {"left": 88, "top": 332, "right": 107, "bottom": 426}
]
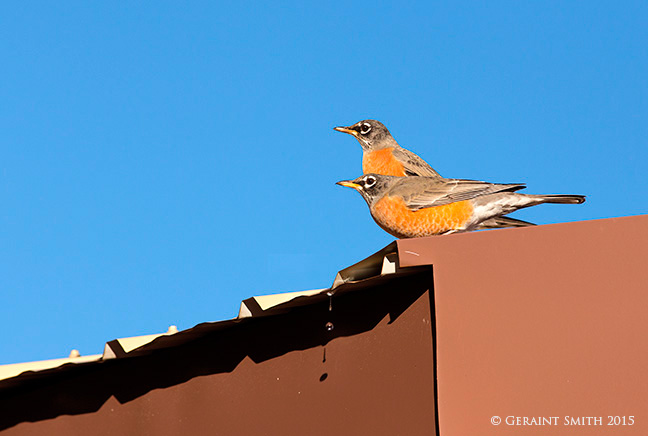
[
  {"left": 534, "top": 194, "right": 586, "bottom": 205},
  {"left": 479, "top": 216, "right": 536, "bottom": 229}
]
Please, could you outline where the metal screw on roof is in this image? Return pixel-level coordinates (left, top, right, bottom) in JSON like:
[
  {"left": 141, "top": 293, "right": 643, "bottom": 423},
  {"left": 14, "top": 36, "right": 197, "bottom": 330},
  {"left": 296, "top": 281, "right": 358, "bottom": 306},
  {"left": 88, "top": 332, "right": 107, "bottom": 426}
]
[{"left": 69, "top": 349, "right": 80, "bottom": 358}]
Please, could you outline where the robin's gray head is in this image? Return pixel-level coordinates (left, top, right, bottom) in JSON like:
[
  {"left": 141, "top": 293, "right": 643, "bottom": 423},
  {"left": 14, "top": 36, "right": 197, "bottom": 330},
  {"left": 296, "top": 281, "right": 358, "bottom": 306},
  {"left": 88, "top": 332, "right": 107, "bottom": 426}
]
[
  {"left": 334, "top": 120, "right": 398, "bottom": 151},
  {"left": 336, "top": 174, "right": 399, "bottom": 206}
]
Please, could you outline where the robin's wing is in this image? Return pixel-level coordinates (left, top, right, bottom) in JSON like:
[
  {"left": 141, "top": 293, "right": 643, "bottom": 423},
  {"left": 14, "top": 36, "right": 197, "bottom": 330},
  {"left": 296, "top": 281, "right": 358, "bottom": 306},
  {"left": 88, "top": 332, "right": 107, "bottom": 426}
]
[
  {"left": 395, "top": 178, "right": 526, "bottom": 211},
  {"left": 391, "top": 147, "right": 442, "bottom": 178}
]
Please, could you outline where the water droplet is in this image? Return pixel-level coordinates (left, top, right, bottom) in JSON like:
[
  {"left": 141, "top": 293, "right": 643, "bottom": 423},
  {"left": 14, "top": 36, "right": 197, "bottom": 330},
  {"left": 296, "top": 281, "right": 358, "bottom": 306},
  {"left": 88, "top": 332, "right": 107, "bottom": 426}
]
[
  {"left": 322, "top": 347, "right": 327, "bottom": 362},
  {"left": 328, "top": 295, "right": 333, "bottom": 312},
  {"left": 325, "top": 322, "right": 334, "bottom": 331}
]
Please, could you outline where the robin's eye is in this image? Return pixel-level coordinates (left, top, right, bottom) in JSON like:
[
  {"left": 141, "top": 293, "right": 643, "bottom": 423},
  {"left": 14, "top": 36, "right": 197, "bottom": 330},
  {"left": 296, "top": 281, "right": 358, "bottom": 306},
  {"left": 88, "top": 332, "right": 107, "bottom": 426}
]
[
  {"left": 360, "top": 123, "right": 372, "bottom": 135},
  {"left": 364, "top": 176, "right": 377, "bottom": 187}
]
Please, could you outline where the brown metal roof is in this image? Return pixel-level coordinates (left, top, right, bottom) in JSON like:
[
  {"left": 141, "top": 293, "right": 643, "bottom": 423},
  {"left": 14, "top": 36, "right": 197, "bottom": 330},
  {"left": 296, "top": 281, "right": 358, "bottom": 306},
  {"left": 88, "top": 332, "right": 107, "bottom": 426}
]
[{"left": 2, "top": 214, "right": 647, "bottom": 435}]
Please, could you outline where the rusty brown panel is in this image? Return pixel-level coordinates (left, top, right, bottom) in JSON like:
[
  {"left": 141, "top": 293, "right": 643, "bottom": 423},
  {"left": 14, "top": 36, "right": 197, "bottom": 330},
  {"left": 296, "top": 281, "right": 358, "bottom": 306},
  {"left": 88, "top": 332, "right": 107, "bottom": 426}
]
[
  {"left": 398, "top": 215, "right": 648, "bottom": 435},
  {"left": 1, "top": 273, "right": 438, "bottom": 436}
]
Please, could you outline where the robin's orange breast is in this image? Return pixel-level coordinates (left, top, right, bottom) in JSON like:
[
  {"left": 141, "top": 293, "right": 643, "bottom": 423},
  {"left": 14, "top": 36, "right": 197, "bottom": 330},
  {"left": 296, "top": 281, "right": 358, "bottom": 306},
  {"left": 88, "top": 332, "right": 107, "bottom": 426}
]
[
  {"left": 363, "top": 148, "right": 407, "bottom": 177},
  {"left": 372, "top": 195, "right": 474, "bottom": 237}
]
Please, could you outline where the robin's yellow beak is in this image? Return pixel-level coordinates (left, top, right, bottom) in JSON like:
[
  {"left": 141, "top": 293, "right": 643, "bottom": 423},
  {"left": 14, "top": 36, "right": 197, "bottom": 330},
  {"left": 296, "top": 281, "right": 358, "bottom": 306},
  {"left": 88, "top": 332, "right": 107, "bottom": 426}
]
[
  {"left": 333, "top": 126, "right": 358, "bottom": 137},
  {"left": 336, "top": 180, "right": 362, "bottom": 190}
]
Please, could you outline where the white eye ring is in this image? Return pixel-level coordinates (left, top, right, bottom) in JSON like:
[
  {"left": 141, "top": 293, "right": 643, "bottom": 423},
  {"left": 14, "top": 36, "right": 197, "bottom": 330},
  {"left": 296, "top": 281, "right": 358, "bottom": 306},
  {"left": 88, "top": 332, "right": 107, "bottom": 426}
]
[
  {"left": 360, "top": 123, "right": 371, "bottom": 134},
  {"left": 364, "top": 176, "right": 377, "bottom": 188}
]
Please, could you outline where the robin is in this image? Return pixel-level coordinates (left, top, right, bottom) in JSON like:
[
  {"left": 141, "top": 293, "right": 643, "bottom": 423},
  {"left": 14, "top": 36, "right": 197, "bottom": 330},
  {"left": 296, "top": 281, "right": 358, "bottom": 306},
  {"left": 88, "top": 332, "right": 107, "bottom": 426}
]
[
  {"left": 334, "top": 119, "right": 441, "bottom": 178},
  {"left": 336, "top": 174, "right": 585, "bottom": 238},
  {"left": 334, "top": 119, "right": 533, "bottom": 229}
]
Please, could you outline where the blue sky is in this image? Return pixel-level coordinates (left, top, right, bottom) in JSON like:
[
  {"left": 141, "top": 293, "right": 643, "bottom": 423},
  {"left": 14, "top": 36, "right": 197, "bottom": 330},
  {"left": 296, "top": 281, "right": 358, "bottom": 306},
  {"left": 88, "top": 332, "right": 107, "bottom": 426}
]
[{"left": 1, "top": 2, "right": 646, "bottom": 364}]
